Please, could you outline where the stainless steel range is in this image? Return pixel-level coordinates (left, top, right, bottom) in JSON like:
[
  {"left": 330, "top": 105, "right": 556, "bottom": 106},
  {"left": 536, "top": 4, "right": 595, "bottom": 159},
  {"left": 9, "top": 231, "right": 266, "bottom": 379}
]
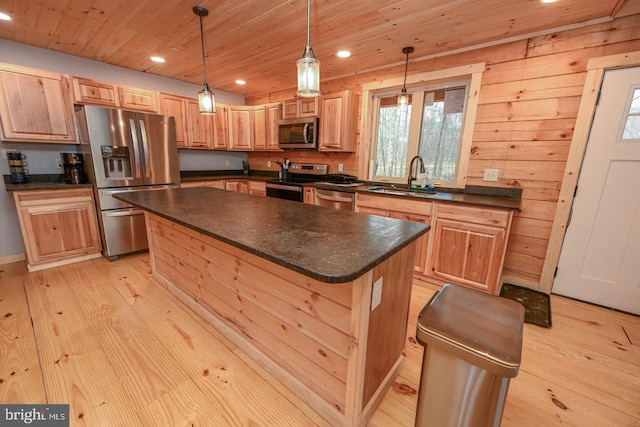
[
  {"left": 266, "top": 163, "right": 329, "bottom": 202},
  {"left": 266, "top": 164, "right": 363, "bottom": 211}
]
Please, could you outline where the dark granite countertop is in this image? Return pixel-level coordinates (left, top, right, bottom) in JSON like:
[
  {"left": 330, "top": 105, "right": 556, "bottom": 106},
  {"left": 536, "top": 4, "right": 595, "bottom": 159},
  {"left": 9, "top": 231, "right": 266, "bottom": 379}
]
[
  {"left": 180, "top": 170, "right": 277, "bottom": 182},
  {"left": 312, "top": 182, "right": 522, "bottom": 211},
  {"left": 114, "top": 187, "right": 430, "bottom": 284},
  {"left": 3, "top": 174, "right": 93, "bottom": 192}
]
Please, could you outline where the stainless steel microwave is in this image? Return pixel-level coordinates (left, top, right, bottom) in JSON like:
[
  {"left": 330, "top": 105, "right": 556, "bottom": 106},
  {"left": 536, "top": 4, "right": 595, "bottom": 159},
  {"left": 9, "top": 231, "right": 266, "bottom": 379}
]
[{"left": 278, "top": 117, "right": 318, "bottom": 149}]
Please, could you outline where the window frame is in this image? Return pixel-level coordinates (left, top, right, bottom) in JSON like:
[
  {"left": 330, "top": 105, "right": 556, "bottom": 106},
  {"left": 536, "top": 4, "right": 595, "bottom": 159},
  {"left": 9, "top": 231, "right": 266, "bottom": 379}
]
[{"left": 359, "top": 63, "right": 485, "bottom": 189}]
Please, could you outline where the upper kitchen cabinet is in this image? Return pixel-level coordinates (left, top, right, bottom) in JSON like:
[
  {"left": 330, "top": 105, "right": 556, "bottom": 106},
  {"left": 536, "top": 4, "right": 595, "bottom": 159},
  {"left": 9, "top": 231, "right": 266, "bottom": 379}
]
[
  {"left": 158, "top": 93, "right": 187, "bottom": 148},
  {"left": 72, "top": 77, "right": 119, "bottom": 107},
  {"left": 0, "top": 63, "right": 77, "bottom": 143},
  {"left": 118, "top": 85, "right": 159, "bottom": 112},
  {"left": 212, "top": 105, "right": 229, "bottom": 150},
  {"left": 319, "top": 90, "right": 359, "bottom": 152},
  {"left": 228, "top": 105, "right": 254, "bottom": 151},
  {"left": 253, "top": 103, "right": 281, "bottom": 151},
  {"left": 282, "top": 97, "right": 318, "bottom": 119}
]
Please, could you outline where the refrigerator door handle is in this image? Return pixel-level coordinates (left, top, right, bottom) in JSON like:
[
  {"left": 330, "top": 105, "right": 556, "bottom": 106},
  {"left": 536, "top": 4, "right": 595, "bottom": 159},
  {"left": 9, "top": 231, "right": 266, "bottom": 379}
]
[
  {"left": 129, "top": 119, "right": 143, "bottom": 179},
  {"left": 138, "top": 119, "right": 151, "bottom": 179}
]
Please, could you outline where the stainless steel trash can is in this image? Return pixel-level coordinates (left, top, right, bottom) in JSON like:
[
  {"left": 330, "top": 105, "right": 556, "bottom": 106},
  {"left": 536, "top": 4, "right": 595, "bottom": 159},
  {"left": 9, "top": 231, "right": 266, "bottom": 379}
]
[{"left": 415, "top": 283, "right": 525, "bottom": 427}]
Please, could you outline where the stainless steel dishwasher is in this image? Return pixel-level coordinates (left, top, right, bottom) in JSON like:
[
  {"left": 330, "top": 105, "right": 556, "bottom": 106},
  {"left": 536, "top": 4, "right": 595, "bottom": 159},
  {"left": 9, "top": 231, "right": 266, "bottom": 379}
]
[{"left": 314, "top": 188, "right": 355, "bottom": 210}]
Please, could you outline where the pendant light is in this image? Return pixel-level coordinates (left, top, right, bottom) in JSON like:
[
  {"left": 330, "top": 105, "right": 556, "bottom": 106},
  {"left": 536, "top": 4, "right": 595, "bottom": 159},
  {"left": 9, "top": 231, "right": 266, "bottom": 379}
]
[
  {"left": 296, "top": 0, "right": 320, "bottom": 97},
  {"left": 398, "top": 46, "right": 414, "bottom": 107},
  {"left": 193, "top": 6, "right": 215, "bottom": 115}
]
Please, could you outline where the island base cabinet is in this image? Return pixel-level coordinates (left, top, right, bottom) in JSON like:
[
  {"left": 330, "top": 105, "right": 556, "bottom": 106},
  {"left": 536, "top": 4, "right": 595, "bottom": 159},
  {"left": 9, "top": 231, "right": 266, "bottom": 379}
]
[
  {"left": 13, "top": 189, "right": 102, "bottom": 271},
  {"left": 145, "top": 213, "right": 416, "bottom": 427}
]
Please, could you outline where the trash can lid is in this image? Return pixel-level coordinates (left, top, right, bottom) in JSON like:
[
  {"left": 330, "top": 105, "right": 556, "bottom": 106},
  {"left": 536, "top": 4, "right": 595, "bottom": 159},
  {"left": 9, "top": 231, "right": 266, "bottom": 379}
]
[{"left": 416, "top": 283, "right": 525, "bottom": 377}]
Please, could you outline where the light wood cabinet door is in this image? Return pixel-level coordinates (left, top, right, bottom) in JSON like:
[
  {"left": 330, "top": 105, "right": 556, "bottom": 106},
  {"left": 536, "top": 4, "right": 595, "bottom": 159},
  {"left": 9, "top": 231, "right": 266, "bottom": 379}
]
[
  {"left": 228, "top": 106, "right": 253, "bottom": 151},
  {"left": 225, "top": 179, "right": 249, "bottom": 193},
  {"left": 72, "top": 77, "right": 119, "bottom": 107},
  {"left": 249, "top": 180, "right": 266, "bottom": 196},
  {"left": 253, "top": 106, "right": 267, "bottom": 150},
  {"left": 0, "top": 63, "right": 77, "bottom": 143},
  {"left": 303, "top": 187, "right": 315, "bottom": 204},
  {"left": 14, "top": 189, "right": 101, "bottom": 271},
  {"left": 159, "top": 93, "right": 188, "bottom": 148},
  {"left": 185, "top": 98, "right": 213, "bottom": 149},
  {"left": 319, "top": 90, "right": 359, "bottom": 152},
  {"left": 282, "top": 98, "right": 318, "bottom": 119},
  {"left": 389, "top": 211, "right": 431, "bottom": 275},
  {"left": 254, "top": 103, "right": 281, "bottom": 151},
  {"left": 118, "top": 85, "right": 158, "bottom": 112},
  {"left": 426, "top": 204, "right": 511, "bottom": 294},
  {"left": 213, "top": 105, "right": 229, "bottom": 150}
]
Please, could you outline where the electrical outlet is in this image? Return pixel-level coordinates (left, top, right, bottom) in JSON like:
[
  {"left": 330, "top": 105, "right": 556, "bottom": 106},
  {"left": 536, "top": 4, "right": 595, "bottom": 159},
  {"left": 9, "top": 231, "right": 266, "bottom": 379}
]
[
  {"left": 483, "top": 168, "right": 499, "bottom": 182},
  {"left": 267, "top": 160, "right": 272, "bottom": 168},
  {"left": 371, "top": 277, "right": 383, "bottom": 311},
  {"left": 56, "top": 159, "right": 63, "bottom": 169},
  {"left": 338, "top": 163, "right": 344, "bottom": 172},
  {"left": 1, "top": 149, "right": 7, "bottom": 159},
  {"left": 225, "top": 160, "right": 230, "bottom": 167}
]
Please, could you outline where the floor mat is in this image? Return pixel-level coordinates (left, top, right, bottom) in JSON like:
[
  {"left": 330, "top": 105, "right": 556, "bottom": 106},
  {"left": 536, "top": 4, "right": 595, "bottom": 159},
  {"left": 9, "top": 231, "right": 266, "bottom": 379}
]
[{"left": 500, "top": 283, "right": 552, "bottom": 328}]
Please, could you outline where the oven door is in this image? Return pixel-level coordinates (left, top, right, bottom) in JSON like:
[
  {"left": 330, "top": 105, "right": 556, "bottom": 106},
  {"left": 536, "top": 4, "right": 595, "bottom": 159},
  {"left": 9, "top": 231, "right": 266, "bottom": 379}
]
[{"left": 266, "top": 182, "right": 303, "bottom": 202}]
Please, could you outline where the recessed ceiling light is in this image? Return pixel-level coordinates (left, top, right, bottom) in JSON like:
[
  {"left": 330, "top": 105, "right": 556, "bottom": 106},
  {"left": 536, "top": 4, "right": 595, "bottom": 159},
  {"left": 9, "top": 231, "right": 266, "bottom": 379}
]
[
  {"left": 235, "top": 80, "right": 246, "bottom": 85},
  {"left": 337, "top": 50, "right": 351, "bottom": 58},
  {"left": 541, "top": 0, "right": 557, "bottom": 3},
  {"left": 150, "top": 56, "right": 165, "bottom": 63},
  {"left": 0, "top": 12, "right": 12, "bottom": 21}
]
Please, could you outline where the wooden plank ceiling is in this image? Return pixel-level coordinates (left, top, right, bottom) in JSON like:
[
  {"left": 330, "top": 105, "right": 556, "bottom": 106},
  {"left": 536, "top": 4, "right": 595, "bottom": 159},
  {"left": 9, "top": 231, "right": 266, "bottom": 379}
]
[{"left": 0, "top": 0, "right": 637, "bottom": 97}]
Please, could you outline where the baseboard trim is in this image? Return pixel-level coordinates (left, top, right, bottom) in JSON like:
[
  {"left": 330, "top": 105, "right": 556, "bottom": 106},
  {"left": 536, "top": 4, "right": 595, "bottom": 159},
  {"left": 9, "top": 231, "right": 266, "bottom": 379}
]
[{"left": 0, "top": 253, "right": 26, "bottom": 265}]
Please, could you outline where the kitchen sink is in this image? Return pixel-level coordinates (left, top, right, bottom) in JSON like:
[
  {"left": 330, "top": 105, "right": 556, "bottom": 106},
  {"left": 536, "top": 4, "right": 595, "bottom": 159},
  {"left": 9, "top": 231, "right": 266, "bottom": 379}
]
[{"left": 367, "top": 186, "right": 437, "bottom": 198}]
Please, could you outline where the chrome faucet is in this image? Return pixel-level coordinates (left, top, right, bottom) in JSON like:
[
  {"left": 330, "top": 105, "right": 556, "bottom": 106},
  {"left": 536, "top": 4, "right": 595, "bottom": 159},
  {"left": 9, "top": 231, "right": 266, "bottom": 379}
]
[{"left": 407, "top": 155, "right": 426, "bottom": 189}]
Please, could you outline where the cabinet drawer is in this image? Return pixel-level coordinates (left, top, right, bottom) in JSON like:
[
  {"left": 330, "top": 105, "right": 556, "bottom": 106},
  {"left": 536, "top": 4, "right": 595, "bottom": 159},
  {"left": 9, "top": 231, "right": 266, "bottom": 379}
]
[{"left": 435, "top": 203, "right": 510, "bottom": 227}]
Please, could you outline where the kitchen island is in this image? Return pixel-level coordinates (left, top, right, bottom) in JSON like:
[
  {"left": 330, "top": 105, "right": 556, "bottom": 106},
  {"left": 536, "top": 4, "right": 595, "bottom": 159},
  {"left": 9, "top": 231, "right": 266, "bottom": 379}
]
[{"left": 115, "top": 187, "right": 430, "bottom": 427}]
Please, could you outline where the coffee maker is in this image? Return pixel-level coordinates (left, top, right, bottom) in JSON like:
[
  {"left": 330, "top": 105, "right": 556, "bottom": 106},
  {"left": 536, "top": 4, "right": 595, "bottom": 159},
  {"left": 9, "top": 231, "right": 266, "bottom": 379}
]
[{"left": 60, "top": 153, "right": 88, "bottom": 184}]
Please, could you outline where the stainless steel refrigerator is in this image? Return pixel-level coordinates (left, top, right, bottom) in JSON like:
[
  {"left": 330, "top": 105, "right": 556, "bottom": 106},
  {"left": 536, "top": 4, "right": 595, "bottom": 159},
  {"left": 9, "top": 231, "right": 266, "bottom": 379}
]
[{"left": 77, "top": 106, "right": 180, "bottom": 260}]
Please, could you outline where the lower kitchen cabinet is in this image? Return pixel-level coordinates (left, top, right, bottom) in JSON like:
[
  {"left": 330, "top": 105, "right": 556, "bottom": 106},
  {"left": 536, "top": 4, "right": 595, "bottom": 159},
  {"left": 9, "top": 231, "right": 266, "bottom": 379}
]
[
  {"left": 248, "top": 180, "right": 266, "bottom": 196},
  {"left": 13, "top": 188, "right": 102, "bottom": 271},
  {"left": 303, "top": 187, "right": 315, "bottom": 204},
  {"left": 426, "top": 203, "right": 513, "bottom": 294},
  {"left": 225, "top": 179, "right": 249, "bottom": 193},
  {"left": 355, "top": 193, "right": 431, "bottom": 275},
  {"left": 356, "top": 193, "right": 513, "bottom": 294}
]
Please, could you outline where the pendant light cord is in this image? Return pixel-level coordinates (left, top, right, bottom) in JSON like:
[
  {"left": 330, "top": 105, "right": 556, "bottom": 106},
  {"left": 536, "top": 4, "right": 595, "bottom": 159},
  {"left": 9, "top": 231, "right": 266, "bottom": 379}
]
[
  {"left": 198, "top": 12, "right": 207, "bottom": 85},
  {"left": 402, "top": 51, "right": 409, "bottom": 91},
  {"left": 306, "top": 0, "right": 311, "bottom": 47}
]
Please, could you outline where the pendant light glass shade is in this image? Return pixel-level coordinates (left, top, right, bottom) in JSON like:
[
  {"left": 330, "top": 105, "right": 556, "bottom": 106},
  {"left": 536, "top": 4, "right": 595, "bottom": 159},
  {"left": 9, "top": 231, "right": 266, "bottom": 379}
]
[
  {"left": 198, "top": 82, "right": 215, "bottom": 115},
  {"left": 296, "top": 0, "right": 320, "bottom": 97},
  {"left": 194, "top": 6, "right": 216, "bottom": 115},
  {"left": 398, "top": 46, "right": 414, "bottom": 107}
]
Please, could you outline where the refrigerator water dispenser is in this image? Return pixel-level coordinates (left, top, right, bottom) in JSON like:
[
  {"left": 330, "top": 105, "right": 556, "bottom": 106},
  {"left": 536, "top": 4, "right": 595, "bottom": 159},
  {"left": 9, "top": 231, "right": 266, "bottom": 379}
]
[{"left": 101, "top": 146, "right": 133, "bottom": 179}]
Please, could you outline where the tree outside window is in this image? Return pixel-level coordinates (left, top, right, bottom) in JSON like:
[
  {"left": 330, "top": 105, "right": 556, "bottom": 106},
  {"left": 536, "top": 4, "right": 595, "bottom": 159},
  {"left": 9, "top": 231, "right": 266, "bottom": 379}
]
[{"left": 373, "top": 83, "right": 469, "bottom": 187}]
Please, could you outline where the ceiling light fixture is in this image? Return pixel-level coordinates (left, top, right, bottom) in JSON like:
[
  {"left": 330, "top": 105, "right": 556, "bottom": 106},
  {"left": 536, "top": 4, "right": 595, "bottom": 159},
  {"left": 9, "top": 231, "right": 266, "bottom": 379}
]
[
  {"left": 296, "top": 0, "right": 320, "bottom": 97},
  {"left": 337, "top": 50, "right": 351, "bottom": 58},
  {"left": 193, "top": 5, "right": 215, "bottom": 115},
  {"left": 150, "top": 56, "right": 165, "bottom": 63},
  {"left": 0, "top": 12, "right": 11, "bottom": 21},
  {"left": 235, "top": 79, "right": 246, "bottom": 85},
  {"left": 398, "top": 46, "right": 414, "bottom": 107}
]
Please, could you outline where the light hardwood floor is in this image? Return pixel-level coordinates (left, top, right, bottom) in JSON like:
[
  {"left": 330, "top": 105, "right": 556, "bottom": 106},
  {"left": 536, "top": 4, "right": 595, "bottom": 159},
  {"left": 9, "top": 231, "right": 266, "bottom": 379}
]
[{"left": 1, "top": 254, "right": 639, "bottom": 426}]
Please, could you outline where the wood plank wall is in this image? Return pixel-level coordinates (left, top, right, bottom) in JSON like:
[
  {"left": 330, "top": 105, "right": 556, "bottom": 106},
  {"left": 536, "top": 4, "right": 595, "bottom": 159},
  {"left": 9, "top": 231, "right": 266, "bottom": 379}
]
[{"left": 247, "top": 14, "right": 640, "bottom": 291}]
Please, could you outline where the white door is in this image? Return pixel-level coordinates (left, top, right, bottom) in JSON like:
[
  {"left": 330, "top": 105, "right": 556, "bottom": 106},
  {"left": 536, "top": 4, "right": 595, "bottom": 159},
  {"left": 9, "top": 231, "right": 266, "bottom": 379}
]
[{"left": 553, "top": 66, "right": 640, "bottom": 315}]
